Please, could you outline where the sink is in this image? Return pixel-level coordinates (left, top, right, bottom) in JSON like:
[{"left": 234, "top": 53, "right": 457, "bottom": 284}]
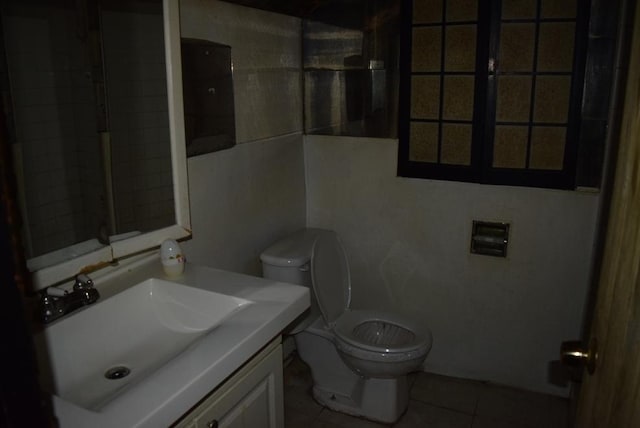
[
  {"left": 34, "top": 257, "right": 309, "bottom": 428},
  {"left": 35, "top": 278, "right": 253, "bottom": 411}
]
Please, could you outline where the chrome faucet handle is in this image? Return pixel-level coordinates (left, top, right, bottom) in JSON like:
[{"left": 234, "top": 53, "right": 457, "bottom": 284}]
[
  {"left": 46, "top": 286, "right": 68, "bottom": 297},
  {"left": 40, "top": 295, "right": 54, "bottom": 321},
  {"left": 74, "top": 273, "right": 94, "bottom": 290},
  {"left": 39, "top": 275, "right": 100, "bottom": 324},
  {"left": 40, "top": 293, "right": 64, "bottom": 323}
]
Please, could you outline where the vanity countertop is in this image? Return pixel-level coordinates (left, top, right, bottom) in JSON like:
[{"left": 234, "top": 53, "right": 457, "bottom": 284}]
[{"left": 47, "top": 255, "right": 309, "bottom": 427}]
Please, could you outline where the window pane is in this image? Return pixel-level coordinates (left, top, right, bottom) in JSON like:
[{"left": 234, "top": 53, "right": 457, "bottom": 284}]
[
  {"left": 537, "top": 23, "right": 575, "bottom": 71},
  {"left": 400, "top": 0, "right": 591, "bottom": 189},
  {"left": 534, "top": 76, "right": 571, "bottom": 123},
  {"left": 499, "top": 23, "right": 535, "bottom": 72},
  {"left": 541, "top": 0, "right": 576, "bottom": 18},
  {"left": 502, "top": 0, "right": 537, "bottom": 19},
  {"left": 442, "top": 75, "right": 474, "bottom": 120},
  {"left": 410, "top": 122, "right": 439, "bottom": 162},
  {"left": 441, "top": 123, "right": 472, "bottom": 165},
  {"left": 530, "top": 126, "right": 566, "bottom": 170},
  {"left": 445, "top": 24, "right": 477, "bottom": 72},
  {"left": 411, "top": 76, "right": 441, "bottom": 119},
  {"left": 414, "top": 0, "right": 443, "bottom": 23},
  {"left": 496, "top": 76, "right": 532, "bottom": 122},
  {"left": 493, "top": 126, "right": 528, "bottom": 168},
  {"left": 412, "top": 27, "right": 441, "bottom": 72},
  {"left": 446, "top": 0, "right": 477, "bottom": 22}
]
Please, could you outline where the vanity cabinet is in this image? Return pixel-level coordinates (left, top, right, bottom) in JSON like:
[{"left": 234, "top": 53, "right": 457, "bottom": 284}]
[{"left": 174, "top": 337, "right": 284, "bottom": 428}]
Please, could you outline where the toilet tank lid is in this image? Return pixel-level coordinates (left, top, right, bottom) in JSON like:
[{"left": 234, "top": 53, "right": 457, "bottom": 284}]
[{"left": 260, "top": 228, "right": 327, "bottom": 267}]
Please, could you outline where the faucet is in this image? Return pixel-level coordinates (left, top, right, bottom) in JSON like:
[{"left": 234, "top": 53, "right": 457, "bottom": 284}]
[{"left": 40, "top": 274, "right": 100, "bottom": 324}]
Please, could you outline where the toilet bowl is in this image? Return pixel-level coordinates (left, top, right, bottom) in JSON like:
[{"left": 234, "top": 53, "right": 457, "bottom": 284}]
[
  {"left": 260, "top": 228, "right": 433, "bottom": 423},
  {"left": 333, "top": 310, "right": 431, "bottom": 378}
]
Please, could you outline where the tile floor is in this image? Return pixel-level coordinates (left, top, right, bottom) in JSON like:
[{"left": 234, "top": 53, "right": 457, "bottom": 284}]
[{"left": 283, "top": 356, "right": 569, "bottom": 428}]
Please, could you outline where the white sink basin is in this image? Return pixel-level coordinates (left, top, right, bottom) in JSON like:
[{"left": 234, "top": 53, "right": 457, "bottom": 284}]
[
  {"left": 34, "top": 257, "right": 309, "bottom": 427},
  {"left": 36, "top": 278, "right": 253, "bottom": 410}
]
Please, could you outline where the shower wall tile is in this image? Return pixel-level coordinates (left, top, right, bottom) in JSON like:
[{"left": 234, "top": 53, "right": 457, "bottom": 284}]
[
  {"left": 3, "top": 5, "right": 99, "bottom": 257},
  {"left": 179, "top": 1, "right": 305, "bottom": 276},
  {"left": 102, "top": 5, "right": 174, "bottom": 235}
]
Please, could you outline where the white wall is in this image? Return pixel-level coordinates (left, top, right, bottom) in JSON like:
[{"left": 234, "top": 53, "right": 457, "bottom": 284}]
[
  {"left": 178, "top": 0, "right": 599, "bottom": 397},
  {"left": 180, "top": 0, "right": 306, "bottom": 275},
  {"left": 185, "top": 134, "right": 306, "bottom": 275},
  {"left": 304, "top": 135, "right": 600, "bottom": 396}
]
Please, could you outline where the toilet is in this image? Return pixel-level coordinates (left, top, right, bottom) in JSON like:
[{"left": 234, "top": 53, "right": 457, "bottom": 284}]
[{"left": 260, "top": 228, "right": 432, "bottom": 423}]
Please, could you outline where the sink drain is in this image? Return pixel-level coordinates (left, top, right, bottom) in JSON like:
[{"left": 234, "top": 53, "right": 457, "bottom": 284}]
[{"left": 104, "top": 366, "right": 131, "bottom": 380}]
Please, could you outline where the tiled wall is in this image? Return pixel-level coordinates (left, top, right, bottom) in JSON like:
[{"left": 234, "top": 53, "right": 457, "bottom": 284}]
[
  {"left": 3, "top": 3, "right": 103, "bottom": 257},
  {"left": 180, "top": 0, "right": 306, "bottom": 275},
  {"left": 180, "top": 0, "right": 303, "bottom": 144},
  {"left": 102, "top": 3, "right": 174, "bottom": 234},
  {"left": 575, "top": 0, "right": 622, "bottom": 187}
]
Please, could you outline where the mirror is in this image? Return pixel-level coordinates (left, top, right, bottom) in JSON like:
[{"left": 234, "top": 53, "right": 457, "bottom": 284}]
[
  {"left": 1, "top": 0, "right": 190, "bottom": 288},
  {"left": 302, "top": 1, "right": 400, "bottom": 138},
  {"left": 219, "top": 0, "right": 400, "bottom": 139}
]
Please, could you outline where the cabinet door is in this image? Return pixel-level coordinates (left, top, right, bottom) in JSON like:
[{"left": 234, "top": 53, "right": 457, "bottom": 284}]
[
  {"left": 193, "top": 343, "right": 283, "bottom": 428},
  {"left": 210, "top": 375, "right": 272, "bottom": 428}
]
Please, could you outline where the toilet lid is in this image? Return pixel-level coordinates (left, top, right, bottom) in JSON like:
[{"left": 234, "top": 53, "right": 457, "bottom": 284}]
[{"left": 311, "top": 231, "right": 351, "bottom": 326}]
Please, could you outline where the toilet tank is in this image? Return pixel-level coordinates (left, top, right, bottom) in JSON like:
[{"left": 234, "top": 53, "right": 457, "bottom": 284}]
[
  {"left": 260, "top": 228, "right": 325, "bottom": 284},
  {"left": 260, "top": 228, "right": 326, "bottom": 332}
]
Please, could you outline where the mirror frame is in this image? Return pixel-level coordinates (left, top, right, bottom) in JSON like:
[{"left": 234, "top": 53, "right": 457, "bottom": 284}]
[{"left": 31, "top": 0, "right": 190, "bottom": 290}]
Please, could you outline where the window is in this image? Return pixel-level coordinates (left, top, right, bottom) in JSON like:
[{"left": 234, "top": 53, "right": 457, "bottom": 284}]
[{"left": 398, "top": 0, "right": 592, "bottom": 189}]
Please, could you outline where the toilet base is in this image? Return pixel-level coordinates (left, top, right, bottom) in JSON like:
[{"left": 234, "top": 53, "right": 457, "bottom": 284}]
[
  {"left": 312, "top": 375, "right": 408, "bottom": 424},
  {"left": 294, "top": 318, "right": 410, "bottom": 424}
]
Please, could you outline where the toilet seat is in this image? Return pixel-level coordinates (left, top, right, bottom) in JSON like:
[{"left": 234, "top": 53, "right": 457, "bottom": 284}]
[
  {"left": 333, "top": 309, "right": 432, "bottom": 357},
  {"left": 311, "top": 233, "right": 431, "bottom": 362}
]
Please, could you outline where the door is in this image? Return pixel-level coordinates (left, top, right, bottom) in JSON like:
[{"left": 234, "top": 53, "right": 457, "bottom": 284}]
[{"left": 572, "top": 2, "right": 640, "bottom": 426}]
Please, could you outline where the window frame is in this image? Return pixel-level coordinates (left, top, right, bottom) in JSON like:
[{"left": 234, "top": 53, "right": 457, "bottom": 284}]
[{"left": 398, "top": 0, "right": 592, "bottom": 190}]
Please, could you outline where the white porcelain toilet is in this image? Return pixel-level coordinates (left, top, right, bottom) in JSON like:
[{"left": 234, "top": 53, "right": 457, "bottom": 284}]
[{"left": 260, "top": 228, "right": 433, "bottom": 423}]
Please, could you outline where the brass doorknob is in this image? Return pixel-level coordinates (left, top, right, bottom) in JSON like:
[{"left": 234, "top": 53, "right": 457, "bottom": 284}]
[{"left": 561, "top": 338, "right": 598, "bottom": 374}]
